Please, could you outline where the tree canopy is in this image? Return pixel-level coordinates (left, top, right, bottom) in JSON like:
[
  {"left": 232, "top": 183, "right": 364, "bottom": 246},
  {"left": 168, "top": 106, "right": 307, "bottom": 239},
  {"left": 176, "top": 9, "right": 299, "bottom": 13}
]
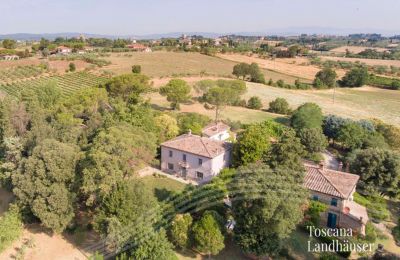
[
  {"left": 159, "top": 79, "right": 191, "bottom": 110},
  {"left": 12, "top": 139, "right": 80, "bottom": 233},
  {"left": 339, "top": 67, "right": 370, "bottom": 87},
  {"left": 233, "top": 120, "right": 283, "bottom": 167},
  {"left": 81, "top": 124, "right": 157, "bottom": 206},
  {"left": 232, "top": 62, "right": 265, "bottom": 83},
  {"left": 105, "top": 74, "right": 151, "bottom": 102},
  {"left": 290, "top": 103, "right": 323, "bottom": 131},
  {"left": 313, "top": 67, "right": 337, "bottom": 89},
  {"left": 268, "top": 97, "right": 291, "bottom": 115},
  {"left": 169, "top": 213, "right": 193, "bottom": 249},
  {"left": 230, "top": 163, "right": 308, "bottom": 257},
  {"left": 2, "top": 39, "right": 17, "bottom": 49},
  {"left": 192, "top": 211, "right": 225, "bottom": 256},
  {"left": 348, "top": 148, "right": 400, "bottom": 198}
]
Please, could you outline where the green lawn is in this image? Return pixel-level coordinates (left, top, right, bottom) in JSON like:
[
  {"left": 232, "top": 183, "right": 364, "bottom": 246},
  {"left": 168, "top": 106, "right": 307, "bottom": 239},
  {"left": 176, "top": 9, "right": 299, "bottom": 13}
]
[{"left": 141, "top": 175, "right": 187, "bottom": 201}]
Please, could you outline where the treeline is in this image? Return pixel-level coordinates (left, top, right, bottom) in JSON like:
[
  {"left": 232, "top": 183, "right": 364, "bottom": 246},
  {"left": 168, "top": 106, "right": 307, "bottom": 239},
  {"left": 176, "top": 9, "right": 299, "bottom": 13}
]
[
  {"left": 232, "top": 62, "right": 312, "bottom": 90},
  {"left": 313, "top": 66, "right": 400, "bottom": 90},
  {"left": 346, "top": 49, "right": 400, "bottom": 61}
]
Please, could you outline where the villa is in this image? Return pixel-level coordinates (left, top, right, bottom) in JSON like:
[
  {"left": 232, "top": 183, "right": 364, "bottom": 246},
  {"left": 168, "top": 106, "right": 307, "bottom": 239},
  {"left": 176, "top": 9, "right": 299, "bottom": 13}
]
[{"left": 160, "top": 123, "right": 233, "bottom": 184}]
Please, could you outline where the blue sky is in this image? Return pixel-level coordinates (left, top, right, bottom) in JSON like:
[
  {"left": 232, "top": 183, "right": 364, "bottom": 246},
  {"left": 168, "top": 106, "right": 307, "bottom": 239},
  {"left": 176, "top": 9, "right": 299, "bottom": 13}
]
[{"left": 1, "top": 0, "right": 399, "bottom": 35}]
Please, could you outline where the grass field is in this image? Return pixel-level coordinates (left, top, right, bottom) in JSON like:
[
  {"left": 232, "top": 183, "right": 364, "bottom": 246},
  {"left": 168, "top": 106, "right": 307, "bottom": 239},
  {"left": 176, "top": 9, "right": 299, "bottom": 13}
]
[
  {"left": 244, "top": 83, "right": 400, "bottom": 126},
  {"left": 147, "top": 90, "right": 286, "bottom": 124},
  {"left": 141, "top": 175, "right": 187, "bottom": 201},
  {"left": 148, "top": 77, "right": 399, "bottom": 126},
  {"left": 329, "top": 46, "right": 389, "bottom": 54},
  {"left": 0, "top": 72, "right": 108, "bottom": 97},
  {"left": 320, "top": 55, "right": 400, "bottom": 67}
]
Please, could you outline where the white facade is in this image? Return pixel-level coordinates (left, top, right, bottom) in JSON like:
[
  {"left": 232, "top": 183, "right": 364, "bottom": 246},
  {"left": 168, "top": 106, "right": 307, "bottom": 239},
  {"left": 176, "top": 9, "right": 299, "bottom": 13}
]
[
  {"left": 160, "top": 146, "right": 231, "bottom": 184},
  {"left": 206, "top": 130, "right": 230, "bottom": 141}
]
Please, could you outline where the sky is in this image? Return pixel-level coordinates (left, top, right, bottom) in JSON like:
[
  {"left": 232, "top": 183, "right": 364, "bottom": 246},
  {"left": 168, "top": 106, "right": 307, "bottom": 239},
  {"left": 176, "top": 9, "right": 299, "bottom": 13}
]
[{"left": 1, "top": 0, "right": 399, "bottom": 35}]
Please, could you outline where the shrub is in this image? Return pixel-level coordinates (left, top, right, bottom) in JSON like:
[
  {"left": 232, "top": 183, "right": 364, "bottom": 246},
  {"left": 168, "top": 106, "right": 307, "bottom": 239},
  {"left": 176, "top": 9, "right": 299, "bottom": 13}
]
[
  {"left": 313, "top": 68, "right": 337, "bottom": 88},
  {"left": 246, "top": 96, "right": 262, "bottom": 110},
  {"left": 364, "top": 222, "right": 377, "bottom": 243},
  {"left": 132, "top": 65, "right": 141, "bottom": 74},
  {"left": 339, "top": 67, "right": 369, "bottom": 87},
  {"left": 69, "top": 62, "right": 76, "bottom": 72},
  {"left": 276, "top": 79, "right": 285, "bottom": 88},
  {"left": 268, "top": 98, "right": 291, "bottom": 114},
  {"left": 0, "top": 204, "right": 23, "bottom": 253},
  {"left": 353, "top": 192, "right": 390, "bottom": 221},
  {"left": 306, "top": 201, "right": 328, "bottom": 226}
]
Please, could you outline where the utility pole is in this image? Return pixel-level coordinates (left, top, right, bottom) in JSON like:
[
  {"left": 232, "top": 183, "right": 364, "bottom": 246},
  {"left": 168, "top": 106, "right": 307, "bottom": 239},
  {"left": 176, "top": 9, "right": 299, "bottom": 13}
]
[{"left": 333, "top": 84, "right": 336, "bottom": 104}]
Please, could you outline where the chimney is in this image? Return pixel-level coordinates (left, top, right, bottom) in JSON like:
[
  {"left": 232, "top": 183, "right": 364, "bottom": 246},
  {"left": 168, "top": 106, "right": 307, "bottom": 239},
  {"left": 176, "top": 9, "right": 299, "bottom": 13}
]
[
  {"left": 188, "top": 129, "right": 192, "bottom": 136},
  {"left": 345, "top": 162, "right": 350, "bottom": 173},
  {"left": 338, "top": 162, "right": 343, "bottom": 172},
  {"left": 319, "top": 161, "right": 325, "bottom": 170}
]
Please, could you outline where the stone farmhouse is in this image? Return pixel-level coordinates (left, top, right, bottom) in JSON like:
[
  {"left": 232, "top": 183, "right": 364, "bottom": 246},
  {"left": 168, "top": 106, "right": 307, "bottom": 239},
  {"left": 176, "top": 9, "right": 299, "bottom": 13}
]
[{"left": 304, "top": 162, "right": 369, "bottom": 235}]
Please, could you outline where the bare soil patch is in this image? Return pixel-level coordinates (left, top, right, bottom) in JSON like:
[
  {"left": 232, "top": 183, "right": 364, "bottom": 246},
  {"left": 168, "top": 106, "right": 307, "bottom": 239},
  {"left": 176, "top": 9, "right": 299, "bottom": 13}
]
[
  {"left": 330, "top": 46, "right": 389, "bottom": 54},
  {"left": 0, "top": 57, "right": 42, "bottom": 69},
  {"left": 48, "top": 60, "right": 91, "bottom": 73},
  {"left": 0, "top": 224, "right": 98, "bottom": 260}
]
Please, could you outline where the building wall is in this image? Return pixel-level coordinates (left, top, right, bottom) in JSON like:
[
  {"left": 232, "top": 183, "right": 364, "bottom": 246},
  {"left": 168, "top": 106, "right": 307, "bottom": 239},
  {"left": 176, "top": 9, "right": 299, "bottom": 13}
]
[
  {"left": 207, "top": 130, "right": 230, "bottom": 141},
  {"left": 160, "top": 146, "right": 231, "bottom": 183},
  {"left": 310, "top": 190, "right": 365, "bottom": 235},
  {"left": 310, "top": 191, "right": 344, "bottom": 212}
]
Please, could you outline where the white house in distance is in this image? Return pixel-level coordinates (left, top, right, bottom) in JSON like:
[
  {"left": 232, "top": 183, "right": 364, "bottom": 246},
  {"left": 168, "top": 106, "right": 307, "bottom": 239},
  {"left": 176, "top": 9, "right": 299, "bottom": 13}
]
[
  {"left": 160, "top": 123, "right": 232, "bottom": 184},
  {"left": 56, "top": 46, "right": 72, "bottom": 55}
]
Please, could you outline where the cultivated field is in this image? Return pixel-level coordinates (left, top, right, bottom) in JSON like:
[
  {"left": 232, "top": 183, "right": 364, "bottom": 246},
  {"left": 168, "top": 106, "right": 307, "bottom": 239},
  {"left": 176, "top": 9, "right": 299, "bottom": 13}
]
[
  {"left": 102, "top": 52, "right": 237, "bottom": 77},
  {"left": 101, "top": 51, "right": 303, "bottom": 84},
  {"left": 329, "top": 46, "right": 389, "bottom": 54},
  {"left": 217, "top": 53, "right": 346, "bottom": 81},
  {"left": 0, "top": 58, "right": 91, "bottom": 73},
  {"left": 0, "top": 72, "right": 108, "bottom": 97}
]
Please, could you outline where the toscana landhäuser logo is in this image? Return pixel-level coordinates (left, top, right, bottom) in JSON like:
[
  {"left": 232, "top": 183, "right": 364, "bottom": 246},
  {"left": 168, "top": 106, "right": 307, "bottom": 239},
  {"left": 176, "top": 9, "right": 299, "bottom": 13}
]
[{"left": 307, "top": 226, "right": 374, "bottom": 253}]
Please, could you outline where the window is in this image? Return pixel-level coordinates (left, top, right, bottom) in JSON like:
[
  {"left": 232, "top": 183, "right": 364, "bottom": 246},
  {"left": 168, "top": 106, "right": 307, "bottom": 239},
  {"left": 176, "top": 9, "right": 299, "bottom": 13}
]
[
  {"left": 312, "top": 195, "right": 319, "bottom": 201},
  {"left": 198, "top": 158, "right": 203, "bottom": 166},
  {"left": 169, "top": 150, "right": 173, "bottom": 157},
  {"left": 196, "top": 172, "right": 204, "bottom": 180},
  {"left": 168, "top": 163, "right": 174, "bottom": 170},
  {"left": 183, "top": 154, "right": 187, "bottom": 162},
  {"left": 331, "top": 198, "right": 338, "bottom": 207}
]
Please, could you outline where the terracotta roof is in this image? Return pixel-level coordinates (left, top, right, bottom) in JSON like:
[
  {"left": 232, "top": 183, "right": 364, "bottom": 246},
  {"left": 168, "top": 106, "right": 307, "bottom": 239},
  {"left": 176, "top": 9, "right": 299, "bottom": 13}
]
[
  {"left": 202, "top": 122, "right": 230, "bottom": 137},
  {"left": 344, "top": 200, "right": 369, "bottom": 224},
  {"left": 161, "top": 134, "right": 232, "bottom": 158},
  {"left": 304, "top": 162, "right": 359, "bottom": 199}
]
